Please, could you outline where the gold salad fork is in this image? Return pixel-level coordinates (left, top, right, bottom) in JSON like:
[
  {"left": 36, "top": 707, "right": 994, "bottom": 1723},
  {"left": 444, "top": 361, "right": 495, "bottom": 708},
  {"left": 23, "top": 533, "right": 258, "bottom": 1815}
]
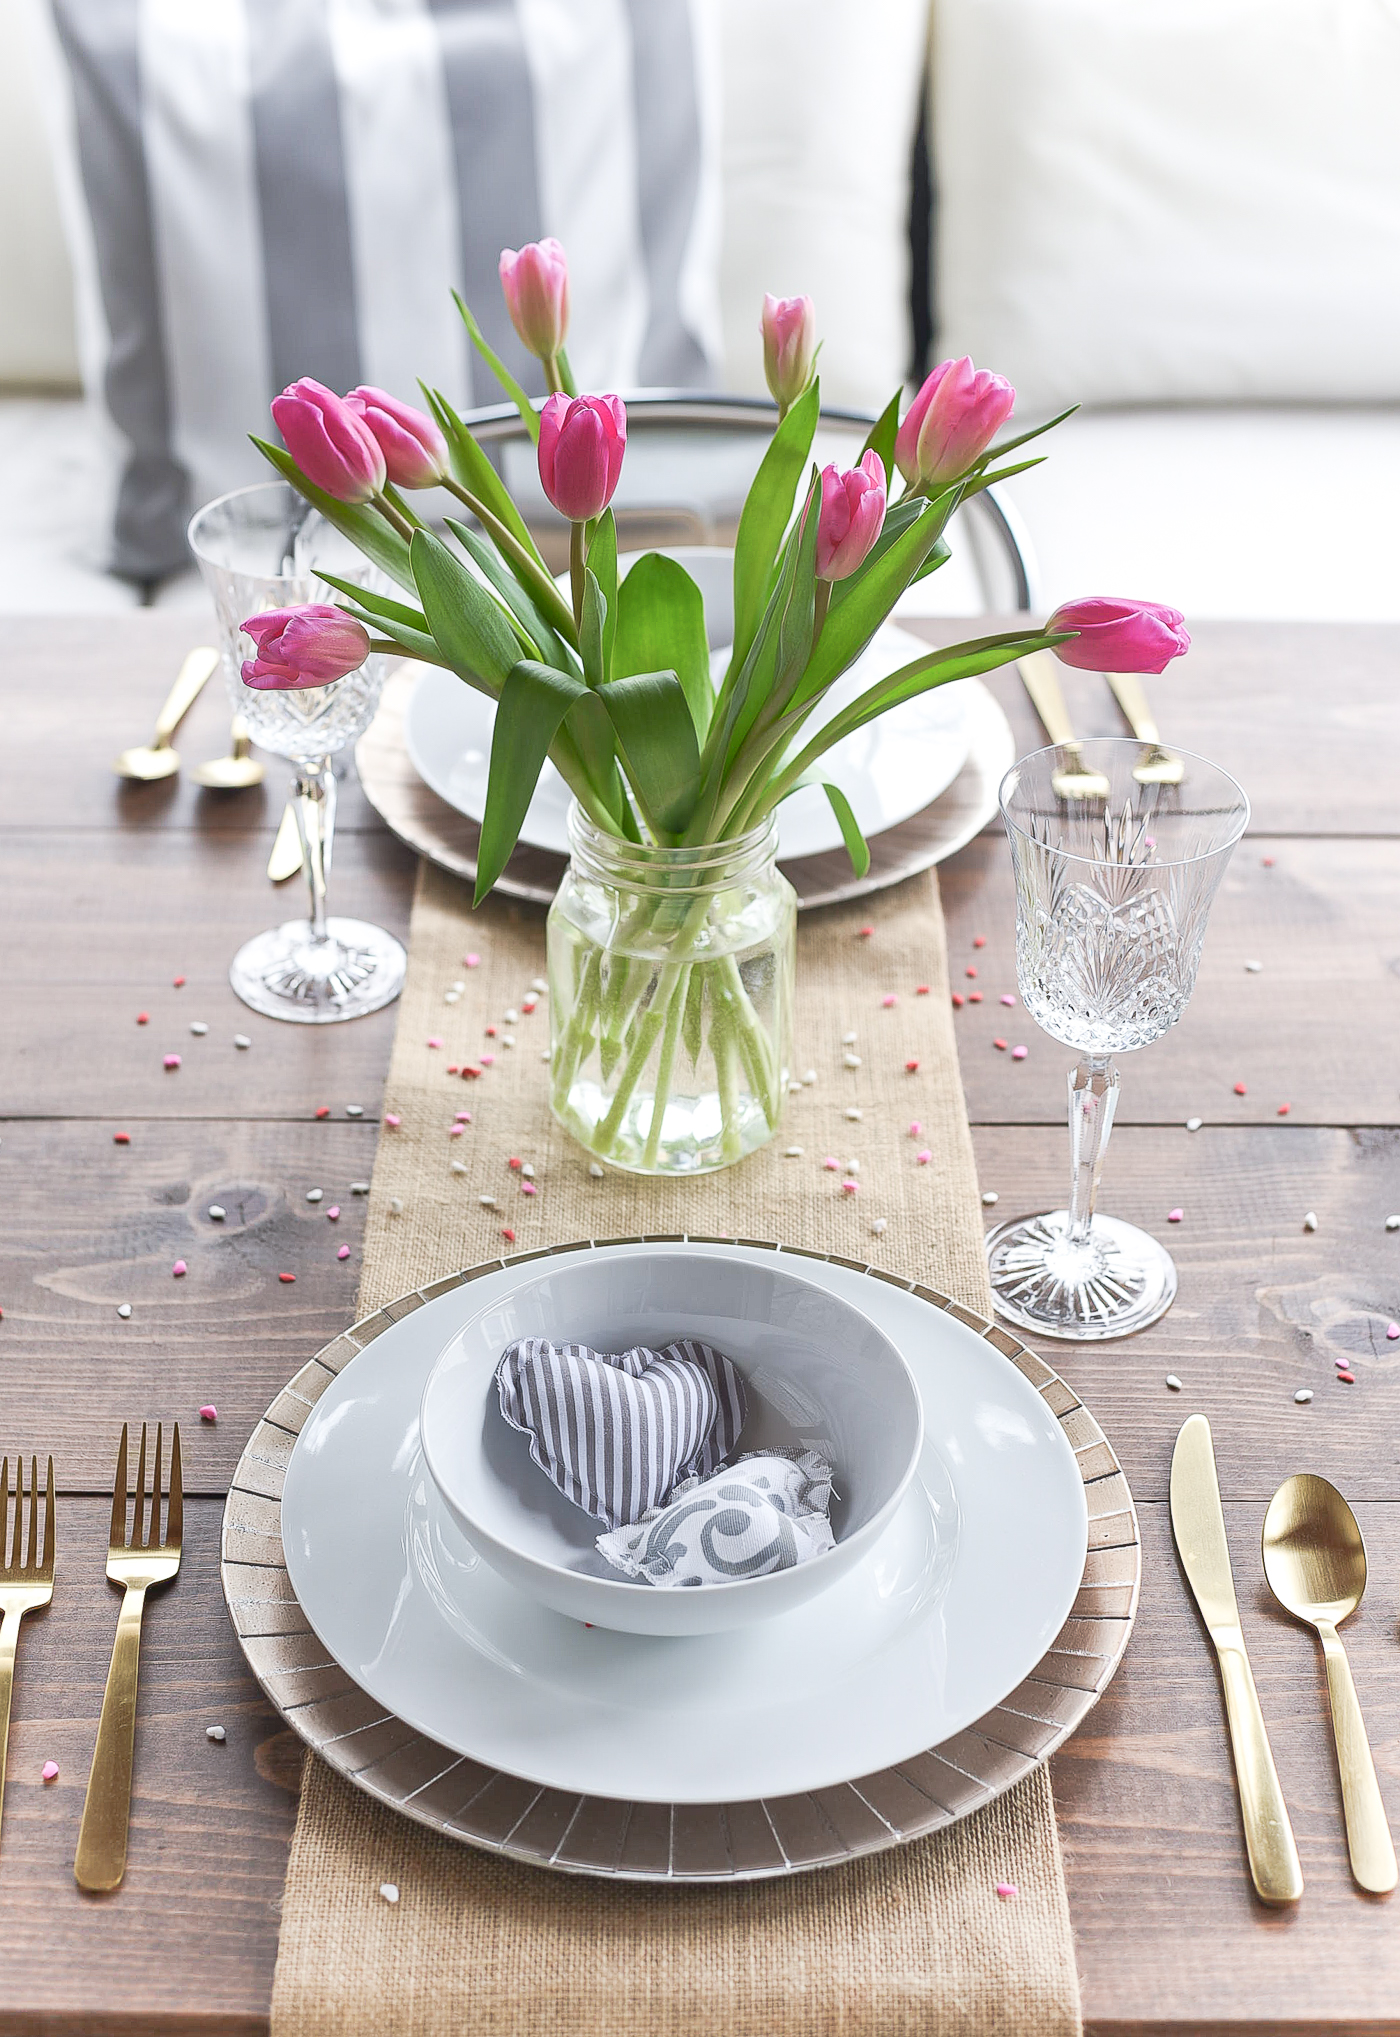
[
  {"left": 75, "top": 1424, "right": 182, "bottom": 1892},
  {"left": 0, "top": 1453, "right": 55, "bottom": 1855}
]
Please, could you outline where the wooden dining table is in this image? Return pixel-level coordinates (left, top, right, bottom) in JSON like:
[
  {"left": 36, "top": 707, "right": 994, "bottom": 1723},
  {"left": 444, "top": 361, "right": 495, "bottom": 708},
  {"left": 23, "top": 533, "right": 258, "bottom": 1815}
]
[{"left": 3, "top": 610, "right": 1398, "bottom": 2035}]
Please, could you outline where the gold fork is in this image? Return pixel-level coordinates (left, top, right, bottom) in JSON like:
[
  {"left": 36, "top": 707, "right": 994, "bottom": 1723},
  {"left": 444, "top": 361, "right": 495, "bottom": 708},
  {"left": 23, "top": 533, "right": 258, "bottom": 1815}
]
[
  {"left": 0, "top": 1454, "right": 55, "bottom": 1856},
  {"left": 1106, "top": 671, "right": 1185, "bottom": 786},
  {"left": 1017, "top": 650, "right": 1112, "bottom": 798},
  {"left": 75, "top": 1424, "right": 181, "bottom": 1892}
]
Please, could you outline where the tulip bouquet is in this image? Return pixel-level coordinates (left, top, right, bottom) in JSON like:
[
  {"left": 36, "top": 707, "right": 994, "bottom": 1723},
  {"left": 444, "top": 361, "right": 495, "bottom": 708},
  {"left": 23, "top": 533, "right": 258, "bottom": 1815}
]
[{"left": 248, "top": 239, "right": 1189, "bottom": 1170}]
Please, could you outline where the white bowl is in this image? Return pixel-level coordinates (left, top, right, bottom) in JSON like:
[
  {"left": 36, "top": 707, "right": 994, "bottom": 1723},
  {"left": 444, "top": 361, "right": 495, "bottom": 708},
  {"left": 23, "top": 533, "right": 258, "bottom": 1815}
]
[{"left": 418, "top": 1248, "right": 924, "bottom": 1636}]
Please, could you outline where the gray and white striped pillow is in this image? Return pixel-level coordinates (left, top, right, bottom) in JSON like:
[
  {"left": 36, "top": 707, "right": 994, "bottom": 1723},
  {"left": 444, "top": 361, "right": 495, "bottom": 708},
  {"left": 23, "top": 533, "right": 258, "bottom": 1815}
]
[
  {"left": 34, "top": 0, "right": 722, "bottom": 581},
  {"left": 496, "top": 1337, "right": 746, "bottom": 1530}
]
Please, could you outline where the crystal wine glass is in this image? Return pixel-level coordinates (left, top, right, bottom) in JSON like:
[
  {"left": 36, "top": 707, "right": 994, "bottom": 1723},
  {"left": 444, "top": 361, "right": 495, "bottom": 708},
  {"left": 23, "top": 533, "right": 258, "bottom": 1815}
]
[
  {"left": 985, "top": 738, "right": 1248, "bottom": 1339},
  {"left": 188, "top": 481, "right": 407, "bottom": 1023}
]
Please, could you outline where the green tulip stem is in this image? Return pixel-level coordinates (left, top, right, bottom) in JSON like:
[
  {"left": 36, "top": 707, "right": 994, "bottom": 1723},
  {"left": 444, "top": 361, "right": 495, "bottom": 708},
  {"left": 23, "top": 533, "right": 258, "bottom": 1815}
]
[{"left": 372, "top": 492, "right": 415, "bottom": 540}]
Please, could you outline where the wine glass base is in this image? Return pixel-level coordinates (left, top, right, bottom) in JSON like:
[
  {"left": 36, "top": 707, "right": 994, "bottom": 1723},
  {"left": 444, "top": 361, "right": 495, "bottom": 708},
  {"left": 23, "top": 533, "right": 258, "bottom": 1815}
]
[
  {"left": 985, "top": 1210, "right": 1178, "bottom": 1341},
  {"left": 230, "top": 917, "right": 407, "bottom": 1025}
]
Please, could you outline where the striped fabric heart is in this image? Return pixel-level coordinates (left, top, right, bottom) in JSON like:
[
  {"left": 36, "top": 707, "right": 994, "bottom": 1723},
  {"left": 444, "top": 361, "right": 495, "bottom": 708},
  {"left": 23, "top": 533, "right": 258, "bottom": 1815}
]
[{"left": 496, "top": 1339, "right": 747, "bottom": 1531}]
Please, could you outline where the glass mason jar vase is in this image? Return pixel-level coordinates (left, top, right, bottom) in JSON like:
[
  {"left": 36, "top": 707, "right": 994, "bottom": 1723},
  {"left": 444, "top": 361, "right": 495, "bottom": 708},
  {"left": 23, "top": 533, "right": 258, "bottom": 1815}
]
[{"left": 547, "top": 807, "right": 796, "bottom": 1174}]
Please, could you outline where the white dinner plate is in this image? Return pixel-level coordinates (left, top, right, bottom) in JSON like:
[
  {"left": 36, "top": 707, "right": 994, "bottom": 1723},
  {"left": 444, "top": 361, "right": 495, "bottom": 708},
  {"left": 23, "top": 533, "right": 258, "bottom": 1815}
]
[
  {"left": 280, "top": 1242, "right": 1087, "bottom": 1805},
  {"left": 403, "top": 547, "right": 972, "bottom": 862}
]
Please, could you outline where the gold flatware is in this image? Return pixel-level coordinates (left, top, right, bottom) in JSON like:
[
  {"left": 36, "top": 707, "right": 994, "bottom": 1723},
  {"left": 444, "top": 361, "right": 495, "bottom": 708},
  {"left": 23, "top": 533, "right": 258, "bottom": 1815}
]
[
  {"left": 1106, "top": 672, "right": 1185, "bottom": 786},
  {"left": 1017, "top": 650, "right": 1111, "bottom": 798},
  {"left": 1170, "top": 1414, "right": 1303, "bottom": 1904},
  {"left": 0, "top": 1453, "right": 55, "bottom": 1857},
  {"left": 1263, "top": 1473, "right": 1396, "bottom": 1894},
  {"left": 267, "top": 802, "right": 304, "bottom": 882},
  {"left": 191, "top": 714, "right": 264, "bottom": 789},
  {"left": 112, "top": 646, "right": 219, "bottom": 781},
  {"left": 75, "top": 1423, "right": 182, "bottom": 1893}
]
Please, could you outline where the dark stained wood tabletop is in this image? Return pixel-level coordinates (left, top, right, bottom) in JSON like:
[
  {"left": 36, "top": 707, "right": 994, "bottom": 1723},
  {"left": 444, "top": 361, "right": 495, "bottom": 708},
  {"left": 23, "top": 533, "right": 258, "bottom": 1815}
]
[{"left": 2, "top": 611, "right": 1399, "bottom": 2035}]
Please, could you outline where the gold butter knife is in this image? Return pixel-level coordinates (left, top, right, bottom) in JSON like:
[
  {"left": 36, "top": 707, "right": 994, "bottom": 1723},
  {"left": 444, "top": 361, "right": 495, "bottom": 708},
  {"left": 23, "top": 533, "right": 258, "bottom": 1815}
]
[
  {"left": 1017, "top": 650, "right": 1110, "bottom": 798},
  {"left": 1105, "top": 672, "right": 1184, "bottom": 786},
  {"left": 267, "top": 802, "right": 303, "bottom": 883},
  {"left": 1170, "top": 1414, "right": 1303, "bottom": 1904}
]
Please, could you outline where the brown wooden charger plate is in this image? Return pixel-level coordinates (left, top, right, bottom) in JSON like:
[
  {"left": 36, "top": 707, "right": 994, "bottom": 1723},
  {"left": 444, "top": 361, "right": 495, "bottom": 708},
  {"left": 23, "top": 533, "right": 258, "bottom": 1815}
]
[
  {"left": 354, "top": 666, "right": 1015, "bottom": 911},
  {"left": 221, "top": 1237, "right": 1139, "bottom": 1882}
]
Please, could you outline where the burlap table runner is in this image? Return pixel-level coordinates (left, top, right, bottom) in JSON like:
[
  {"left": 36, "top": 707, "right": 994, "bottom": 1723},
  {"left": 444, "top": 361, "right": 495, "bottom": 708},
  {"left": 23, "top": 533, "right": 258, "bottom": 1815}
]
[{"left": 269, "top": 860, "right": 1082, "bottom": 2037}]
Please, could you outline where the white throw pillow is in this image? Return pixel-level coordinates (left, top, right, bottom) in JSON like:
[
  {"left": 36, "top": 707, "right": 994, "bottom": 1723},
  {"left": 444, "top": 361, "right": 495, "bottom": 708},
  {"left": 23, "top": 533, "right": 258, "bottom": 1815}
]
[
  {"left": 716, "top": 0, "right": 932, "bottom": 411},
  {"left": 933, "top": 0, "right": 1400, "bottom": 411}
]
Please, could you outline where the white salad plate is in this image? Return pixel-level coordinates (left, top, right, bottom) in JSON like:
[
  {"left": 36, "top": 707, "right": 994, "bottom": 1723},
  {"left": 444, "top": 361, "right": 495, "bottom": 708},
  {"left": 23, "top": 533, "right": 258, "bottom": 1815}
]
[
  {"left": 403, "top": 547, "right": 971, "bottom": 863},
  {"left": 278, "top": 1241, "right": 1088, "bottom": 1805}
]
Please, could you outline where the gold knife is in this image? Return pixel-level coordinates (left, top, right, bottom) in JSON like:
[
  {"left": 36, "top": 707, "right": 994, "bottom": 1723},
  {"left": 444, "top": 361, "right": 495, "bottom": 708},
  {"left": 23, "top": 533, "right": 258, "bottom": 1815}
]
[
  {"left": 1017, "top": 650, "right": 1110, "bottom": 798},
  {"left": 267, "top": 802, "right": 303, "bottom": 883},
  {"left": 1170, "top": 1414, "right": 1303, "bottom": 1904}
]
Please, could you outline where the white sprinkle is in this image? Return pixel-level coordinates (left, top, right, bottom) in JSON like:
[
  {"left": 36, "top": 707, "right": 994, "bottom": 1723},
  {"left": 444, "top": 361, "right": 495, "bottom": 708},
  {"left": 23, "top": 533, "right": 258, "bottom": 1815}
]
[
  {"left": 388, "top": 1197, "right": 404, "bottom": 1216},
  {"left": 208, "top": 1205, "right": 226, "bottom": 1222},
  {"left": 845, "top": 1158, "right": 861, "bottom": 1173},
  {"left": 531, "top": 978, "right": 547, "bottom": 993},
  {"left": 501, "top": 1035, "right": 515, "bottom": 1048},
  {"left": 444, "top": 991, "right": 461, "bottom": 1005},
  {"left": 451, "top": 980, "right": 466, "bottom": 994},
  {"left": 379, "top": 1882, "right": 399, "bottom": 1905},
  {"left": 116, "top": 1303, "right": 132, "bottom": 1320},
  {"left": 844, "top": 1107, "right": 863, "bottom": 1122},
  {"left": 870, "top": 1218, "right": 887, "bottom": 1235},
  {"left": 345, "top": 1104, "right": 363, "bottom": 1117},
  {"left": 351, "top": 1181, "right": 371, "bottom": 1195},
  {"left": 784, "top": 1145, "right": 804, "bottom": 1158},
  {"left": 450, "top": 1161, "right": 467, "bottom": 1176},
  {"left": 305, "top": 1188, "right": 323, "bottom": 1203},
  {"left": 588, "top": 1162, "right": 605, "bottom": 1179},
  {"left": 189, "top": 1021, "right": 208, "bottom": 1036},
  {"left": 234, "top": 1034, "right": 251, "bottom": 1050},
  {"left": 981, "top": 1191, "right": 999, "bottom": 1206},
  {"left": 1294, "top": 1388, "right": 1314, "bottom": 1404},
  {"left": 842, "top": 1031, "right": 858, "bottom": 1045},
  {"left": 504, "top": 1008, "right": 519, "bottom": 1025},
  {"left": 1244, "top": 960, "right": 1263, "bottom": 972},
  {"left": 1387, "top": 1216, "right": 1400, "bottom": 1232},
  {"left": 540, "top": 1049, "right": 551, "bottom": 1062},
  {"left": 479, "top": 1195, "right": 497, "bottom": 1208},
  {"left": 787, "top": 1081, "right": 803, "bottom": 1094},
  {"left": 521, "top": 1163, "right": 535, "bottom": 1179},
  {"left": 1166, "top": 1374, "right": 1183, "bottom": 1391},
  {"left": 1303, "top": 1211, "right": 1318, "bottom": 1231},
  {"left": 205, "top": 1725, "right": 226, "bottom": 1743},
  {"left": 1186, "top": 1117, "right": 1203, "bottom": 1132},
  {"left": 843, "top": 1053, "right": 861, "bottom": 1069}
]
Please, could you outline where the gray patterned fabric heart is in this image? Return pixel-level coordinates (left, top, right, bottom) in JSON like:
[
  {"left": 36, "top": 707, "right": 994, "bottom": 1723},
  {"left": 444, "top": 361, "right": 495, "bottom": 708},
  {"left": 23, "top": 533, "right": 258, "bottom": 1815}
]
[
  {"left": 596, "top": 1449, "right": 837, "bottom": 1587},
  {"left": 495, "top": 1338, "right": 747, "bottom": 1530}
]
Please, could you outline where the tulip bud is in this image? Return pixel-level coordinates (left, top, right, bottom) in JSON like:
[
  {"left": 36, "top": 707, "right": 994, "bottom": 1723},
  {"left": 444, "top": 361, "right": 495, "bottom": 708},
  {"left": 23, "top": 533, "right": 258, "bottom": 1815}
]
[
  {"left": 761, "top": 293, "right": 816, "bottom": 412},
  {"left": 499, "top": 238, "right": 570, "bottom": 361},
  {"left": 240, "top": 605, "right": 372, "bottom": 690},
  {"left": 895, "top": 356, "right": 1014, "bottom": 491},
  {"left": 537, "top": 392, "right": 627, "bottom": 523},
  {"left": 815, "top": 449, "right": 887, "bottom": 581},
  {"left": 270, "top": 379, "right": 386, "bottom": 503},
  {"left": 345, "top": 386, "right": 448, "bottom": 489},
  {"left": 1047, "top": 597, "right": 1191, "bottom": 675}
]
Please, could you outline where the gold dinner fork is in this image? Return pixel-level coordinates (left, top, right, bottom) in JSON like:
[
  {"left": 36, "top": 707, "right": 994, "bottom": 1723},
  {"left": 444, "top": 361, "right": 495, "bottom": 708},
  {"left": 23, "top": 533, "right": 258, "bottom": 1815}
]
[
  {"left": 75, "top": 1424, "right": 181, "bottom": 1892},
  {"left": 0, "top": 1453, "right": 55, "bottom": 1856},
  {"left": 1106, "top": 671, "right": 1185, "bottom": 786},
  {"left": 1017, "top": 650, "right": 1112, "bottom": 798}
]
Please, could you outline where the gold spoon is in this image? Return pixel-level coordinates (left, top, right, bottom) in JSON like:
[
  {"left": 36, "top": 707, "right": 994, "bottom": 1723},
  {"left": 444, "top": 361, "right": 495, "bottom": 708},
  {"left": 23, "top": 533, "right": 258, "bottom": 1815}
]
[
  {"left": 1262, "top": 1473, "right": 1397, "bottom": 1893},
  {"left": 113, "top": 646, "right": 219, "bottom": 781},
  {"left": 190, "top": 715, "right": 265, "bottom": 789}
]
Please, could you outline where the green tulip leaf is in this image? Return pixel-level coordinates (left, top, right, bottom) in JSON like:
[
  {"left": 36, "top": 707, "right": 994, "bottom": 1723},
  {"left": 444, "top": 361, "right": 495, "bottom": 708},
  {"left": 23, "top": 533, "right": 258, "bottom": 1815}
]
[
  {"left": 314, "top": 572, "right": 441, "bottom": 666},
  {"left": 731, "top": 379, "right": 819, "bottom": 669},
  {"left": 453, "top": 292, "right": 541, "bottom": 445},
  {"left": 442, "top": 517, "right": 571, "bottom": 668},
  {"left": 477, "top": 659, "right": 588, "bottom": 901},
  {"left": 860, "top": 390, "right": 901, "bottom": 487},
  {"left": 792, "top": 498, "right": 950, "bottom": 708},
  {"left": 580, "top": 569, "right": 608, "bottom": 690},
  {"left": 410, "top": 528, "right": 522, "bottom": 694},
  {"left": 422, "top": 385, "right": 545, "bottom": 568},
  {"left": 250, "top": 436, "right": 415, "bottom": 594},
  {"left": 587, "top": 511, "right": 618, "bottom": 678},
  {"left": 613, "top": 553, "right": 712, "bottom": 738},
  {"left": 597, "top": 669, "right": 702, "bottom": 836},
  {"left": 818, "top": 780, "right": 870, "bottom": 876}
]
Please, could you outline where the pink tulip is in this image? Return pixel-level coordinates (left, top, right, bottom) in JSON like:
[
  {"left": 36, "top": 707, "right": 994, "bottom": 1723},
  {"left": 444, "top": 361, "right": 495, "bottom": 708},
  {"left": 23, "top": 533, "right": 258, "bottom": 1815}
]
[
  {"left": 816, "top": 449, "right": 887, "bottom": 581},
  {"left": 1047, "top": 597, "right": 1191, "bottom": 674},
  {"left": 537, "top": 392, "right": 626, "bottom": 522},
  {"left": 270, "top": 379, "right": 386, "bottom": 502},
  {"left": 895, "top": 356, "right": 1014, "bottom": 490},
  {"left": 499, "top": 238, "right": 570, "bottom": 361},
  {"left": 345, "top": 386, "right": 448, "bottom": 489},
  {"left": 761, "top": 293, "right": 816, "bottom": 411},
  {"left": 240, "top": 605, "right": 371, "bottom": 690}
]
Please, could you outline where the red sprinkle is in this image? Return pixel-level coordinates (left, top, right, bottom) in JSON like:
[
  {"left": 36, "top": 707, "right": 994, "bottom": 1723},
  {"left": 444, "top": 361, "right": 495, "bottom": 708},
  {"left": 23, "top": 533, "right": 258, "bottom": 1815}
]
[
  {"left": 858, "top": 924, "right": 874, "bottom": 938},
  {"left": 951, "top": 993, "right": 965, "bottom": 1009},
  {"left": 915, "top": 984, "right": 931, "bottom": 996},
  {"left": 966, "top": 966, "right": 978, "bottom": 979},
  {"left": 136, "top": 1012, "right": 149, "bottom": 1025},
  {"left": 522, "top": 996, "right": 538, "bottom": 1014},
  {"left": 994, "top": 1038, "right": 1008, "bottom": 1051},
  {"left": 973, "top": 936, "right": 987, "bottom": 949},
  {"left": 315, "top": 1105, "right": 330, "bottom": 1119},
  {"left": 485, "top": 1025, "right": 498, "bottom": 1038},
  {"left": 969, "top": 992, "right": 983, "bottom": 1004},
  {"left": 279, "top": 1272, "right": 296, "bottom": 1284},
  {"left": 502, "top": 1227, "right": 516, "bottom": 1243},
  {"left": 1277, "top": 1103, "right": 1291, "bottom": 1115},
  {"left": 1233, "top": 1083, "right": 1247, "bottom": 1096},
  {"left": 447, "top": 1065, "right": 459, "bottom": 1075},
  {"left": 113, "top": 1131, "right": 131, "bottom": 1145},
  {"left": 199, "top": 1404, "right": 217, "bottom": 1423},
  {"left": 1337, "top": 1370, "right": 1356, "bottom": 1384},
  {"left": 461, "top": 1066, "right": 482, "bottom": 1079},
  {"left": 173, "top": 975, "right": 186, "bottom": 988},
  {"left": 905, "top": 1058, "right": 920, "bottom": 1072},
  {"left": 172, "top": 1260, "right": 187, "bottom": 1278},
  {"left": 508, "top": 1157, "right": 522, "bottom": 1170},
  {"left": 1262, "top": 857, "right": 1275, "bottom": 868}
]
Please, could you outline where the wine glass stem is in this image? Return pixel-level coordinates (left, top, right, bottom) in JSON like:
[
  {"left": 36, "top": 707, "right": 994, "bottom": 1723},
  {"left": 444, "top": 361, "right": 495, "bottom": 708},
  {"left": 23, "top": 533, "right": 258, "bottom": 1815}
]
[
  {"left": 1066, "top": 1055, "right": 1119, "bottom": 1248},
  {"left": 292, "top": 759, "right": 336, "bottom": 944}
]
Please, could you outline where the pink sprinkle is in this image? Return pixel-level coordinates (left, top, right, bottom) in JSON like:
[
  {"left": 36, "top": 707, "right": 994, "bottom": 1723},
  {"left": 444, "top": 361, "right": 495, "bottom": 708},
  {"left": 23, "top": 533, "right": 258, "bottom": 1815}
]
[
  {"left": 823, "top": 1156, "right": 839, "bottom": 1171},
  {"left": 172, "top": 1260, "right": 187, "bottom": 1278},
  {"left": 465, "top": 953, "right": 480, "bottom": 967},
  {"left": 915, "top": 984, "right": 931, "bottom": 996},
  {"left": 1144, "top": 835, "right": 1156, "bottom": 849},
  {"left": 999, "top": 994, "right": 1016, "bottom": 1007},
  {"left": 858, "top": 924, "right": 874, "bottom": 938},
  {"left": 1233, "top": 1082, "right": 1247, "bottom": 1097},
  {"left": 882, "top": 994, "right": 897, "bottom": 1008},
  {"left": 1011, "top": 1045, "right": 1028, "bottom": 1061},
  {"left": 1167, "top": 1208, "right": 1184, "bottom": 1223},
  {"left": 521, "top": 1181, "right": 537, "bottom": 1196},
  {"left": 163, "top": 1054, "right": 181, "bottom": 1070},
  {"left": 327, "top": 1206, "right": 340, "bottom": 1220},
  {"left": 173, "top": 975, "right": 186, "bottom": 988},
  {"left": 966, "top": 966, "right": 978, "bottom": 979},
  {"left": 905, "top": 1057, "right": 920, "bottom": 1072},
  {"left": 969, "top": 992, "right": 983, "bottom": 1004},
  {"left": 449, "top": 1124, "right": 465, "bottom": 1137},
  {"left": 427, "top": 1036, "right": 443, "bottom": 1049},
  {"left": 447, "top": 1065, "right": 459, "bottom": 1075},
  {"left": 973, "top": 935, "right": 986, "bottom": 949},
  {"left": 384, "top": 1113, "right": 402, "bottom": 1128},
  {"left": 1388, "top": 1323, "right": 1400, "bottom": 1341},
  {"left": 455, "top": 1111, "right": 472, "bottom": 1123},
  {"left": 1336, "top": 1357, "right": 1350, "bottom": 1369},
  {"left": 41, "top": 1762, "right": 59, "bottom": 1783},
  {"left": 1277, "top": 1103, "right": 1291, "bottom": 1116},
  {"left": 908, "top": 1121, "right": 922, "bottom": 1136},
  {"left": 995, "top": 1881, "right": 1017, "bottom": 1900},
  {"left": 136, "top": 1011, "right": 149, "bottom": 1025},
  {"left": 1262, "top": 856, "right": 1275, "bottom": 868},
  {"left": 916, "top": 1149, "right": 931, "bottom": 1165},
  {"left": 480, "top": 1053, "right": 496, "bottom": 1066},
  {"left": 485, "top": 1025, "right": 498, "bottom": 1038},
  {"left": 337, "top": 1245, "right": 350, "bottom": 1260},
  {"left": 951, "top": 993, "right": 965, "bottom": 1009},
  {"left": 841, "top": 1178, "right": 859, "bottom": 1195},
  {"left": 199, "top": 1404, "right": 217, "bottom": 1423}
]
